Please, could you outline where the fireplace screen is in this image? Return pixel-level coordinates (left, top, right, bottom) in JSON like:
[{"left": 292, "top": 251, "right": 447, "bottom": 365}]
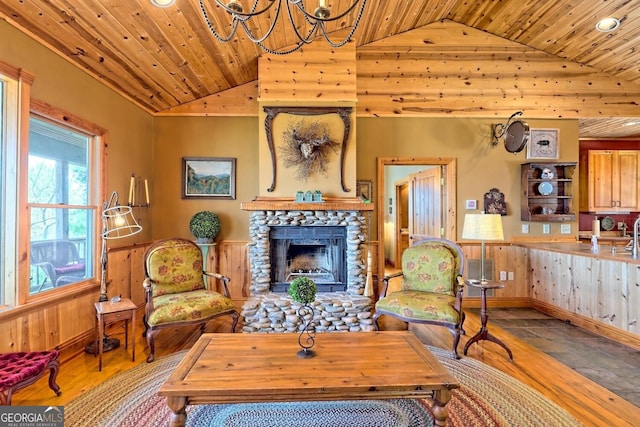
[{"left": 270, "top": 226, "right": 347, "bottom": 292}]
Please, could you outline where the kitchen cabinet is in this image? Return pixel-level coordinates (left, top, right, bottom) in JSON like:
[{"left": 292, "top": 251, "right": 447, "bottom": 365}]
[
  {"left": 579, "top": 150, "right": 640, "bottom": 212},
  {"left": 521, "top": 162, "right": 576, "bottom": 222}
]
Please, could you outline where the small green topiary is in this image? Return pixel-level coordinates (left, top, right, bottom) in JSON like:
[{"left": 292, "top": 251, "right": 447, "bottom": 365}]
[
  {"left": 288, "top": 276, "right": 317, "bottom": 305},
  {"left": 189, "top": 210, "right": 221, "bottom": 243}
]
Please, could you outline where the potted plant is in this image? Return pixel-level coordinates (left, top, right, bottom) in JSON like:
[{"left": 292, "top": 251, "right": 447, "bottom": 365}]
[
  {"left": 288, "top": 276, "right": 318, "bottom": 358},
  {"left": 288, "top": 276, "right": 318, "bottom": 305},
  {"left": 189, "top": 210, "right": 221, "bottom": 244}
]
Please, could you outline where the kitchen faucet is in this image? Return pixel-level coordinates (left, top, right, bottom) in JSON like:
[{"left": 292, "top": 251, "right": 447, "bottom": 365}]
[{"left": 633, "top": 216, "right": 640, "bottom": 259}]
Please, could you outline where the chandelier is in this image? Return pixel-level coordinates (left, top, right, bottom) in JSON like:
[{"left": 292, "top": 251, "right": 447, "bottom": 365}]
[{"left": 193, "top": 0, "right": 368, "bottom": 55}]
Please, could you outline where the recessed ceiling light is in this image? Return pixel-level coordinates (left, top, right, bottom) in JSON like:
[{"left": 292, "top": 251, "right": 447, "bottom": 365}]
[
  {"left": 596, "top": 17, "right": 620, "bottom": 32},
  {"left": 622, "top": 121, "right": 640, "bottom": 127},
  {"left": 151, "top": 0, "right": 175, "bottom": 7}
]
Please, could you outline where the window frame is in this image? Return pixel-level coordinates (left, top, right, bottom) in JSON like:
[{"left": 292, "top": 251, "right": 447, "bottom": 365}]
[{"left": 0, "top": 61, "right": 33, "bottom": 311}]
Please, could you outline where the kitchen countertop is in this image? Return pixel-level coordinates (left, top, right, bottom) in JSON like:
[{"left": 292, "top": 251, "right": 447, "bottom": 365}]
[{"left": 517, "top": 241, "right": 640, "bottom": 263}]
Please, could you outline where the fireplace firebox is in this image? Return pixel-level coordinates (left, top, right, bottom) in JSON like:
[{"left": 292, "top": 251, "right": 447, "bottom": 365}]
[{"left": 269, "top": 226, "right": 346, "bottom": 292}]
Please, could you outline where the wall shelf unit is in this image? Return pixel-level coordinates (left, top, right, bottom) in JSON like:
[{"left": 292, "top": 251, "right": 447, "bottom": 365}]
[{"left": 521, "top": 162, "right": 576, "bottom": 222}]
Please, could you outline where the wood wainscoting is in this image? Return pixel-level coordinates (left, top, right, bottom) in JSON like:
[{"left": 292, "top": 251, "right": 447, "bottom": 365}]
[
  {"left": 2, "top": 239, "right": 637, "bottom": 356},
  {"left": 0, "top": 242, "right": 151, "bottom": 358}
]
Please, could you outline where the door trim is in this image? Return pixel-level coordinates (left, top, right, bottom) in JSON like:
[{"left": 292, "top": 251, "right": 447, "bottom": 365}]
[{"left": 376, "top": 157, "right": 457, "bottom": 289}]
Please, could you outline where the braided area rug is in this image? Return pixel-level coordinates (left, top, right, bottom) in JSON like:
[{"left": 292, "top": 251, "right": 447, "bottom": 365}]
[{"left": 65, "top": 346, "right": 583, "bottom": 427}]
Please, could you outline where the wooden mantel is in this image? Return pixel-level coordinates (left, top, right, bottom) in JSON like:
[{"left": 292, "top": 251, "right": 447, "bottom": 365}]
[{"left": 240, "top": 197, "right": 373, "bottom": 212}]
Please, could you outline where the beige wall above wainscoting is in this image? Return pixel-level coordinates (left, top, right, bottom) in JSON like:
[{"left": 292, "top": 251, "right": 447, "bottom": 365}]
[
  {"left": 150, "top": 114, "right": 580, "bottom": 243},
  {"left": 356, "top": 117, "right": 580, "bottom": 241},
  {"left": 151, "top": 116, "right": 259, "bottom": 242}
]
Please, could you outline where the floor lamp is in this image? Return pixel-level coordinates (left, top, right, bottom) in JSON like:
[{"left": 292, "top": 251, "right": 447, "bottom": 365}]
[
  {"left": 85, "top": 191, "right": 142, "bottom": 354},
  {"left": 462, "top": 213, "right": 504, "bottom": 284}
]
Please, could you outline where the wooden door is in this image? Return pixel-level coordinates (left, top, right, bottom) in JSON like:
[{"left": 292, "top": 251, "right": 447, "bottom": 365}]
[
  {"left": 409, "top": 167, "right": 443, "bottom": 240},
  {"left": 395, "top": 181, "right": 410, "bottom": 266}
]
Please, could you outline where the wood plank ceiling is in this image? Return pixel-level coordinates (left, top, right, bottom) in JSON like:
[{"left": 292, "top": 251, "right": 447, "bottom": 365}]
[{"left": 1, "top": 0, "right": 639, "bottom": 138}]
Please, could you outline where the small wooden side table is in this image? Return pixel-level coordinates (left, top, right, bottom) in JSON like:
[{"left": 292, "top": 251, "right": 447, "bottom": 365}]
[
  {"left": 463, "top": 280, "right": 513, "bottom": 361},
  {"left": 94, "top": 298, "right": 136, "bottom": 371}
]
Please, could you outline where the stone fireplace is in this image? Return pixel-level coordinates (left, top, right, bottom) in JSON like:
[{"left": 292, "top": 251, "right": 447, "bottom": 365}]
[
  {"left": 241, "top": 42, "right": 369, "bottom": 333},
  {"left": 240, "top": 199, "right": 374, "bottom": 333}
]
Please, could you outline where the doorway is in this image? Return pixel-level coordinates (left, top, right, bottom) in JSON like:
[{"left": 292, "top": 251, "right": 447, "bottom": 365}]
[{"left": 376, "top": 157, "right": 457, "bottom": 283}]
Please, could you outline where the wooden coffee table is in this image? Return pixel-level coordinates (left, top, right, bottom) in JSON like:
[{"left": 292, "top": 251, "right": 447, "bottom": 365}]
[{"left": 158, "top": 331, "right": 459, "bottom": 427}]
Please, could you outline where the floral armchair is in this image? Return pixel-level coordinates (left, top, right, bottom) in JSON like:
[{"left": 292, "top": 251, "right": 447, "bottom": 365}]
[
  {"left": 142, "top": 238, "right": 239, "bottom": 362},
  {"left": 374, "top": 236, "right": 465, "bottom": 358}
]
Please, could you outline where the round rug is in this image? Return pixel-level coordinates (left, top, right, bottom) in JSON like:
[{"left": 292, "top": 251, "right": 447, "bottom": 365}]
[{"left": 65, "top": 346, "right": 583, "bottom": 427}]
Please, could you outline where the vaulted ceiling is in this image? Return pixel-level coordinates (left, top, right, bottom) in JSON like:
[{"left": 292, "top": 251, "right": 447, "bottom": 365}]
[{"left": 1, "top": 0, "right": 639, "bottom": 138}]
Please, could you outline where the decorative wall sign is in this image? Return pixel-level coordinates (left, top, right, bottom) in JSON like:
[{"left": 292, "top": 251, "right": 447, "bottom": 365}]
[
  {"left": 484, "top": 188, "right": 507, "bottom": 215},
  {"left": 182, "top": 157, "right": 236, "bottom": 199},
  {"left": 264, "top": 106, "right": 353, "bottom": 193},
  {"left": 527, "top": 128, "right": 559, "bottom": 159}
]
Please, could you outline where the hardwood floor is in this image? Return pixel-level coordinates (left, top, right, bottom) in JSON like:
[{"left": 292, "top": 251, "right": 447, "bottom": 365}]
[{"left": 10, "top": 307, "right": 640, "bottom": 427}]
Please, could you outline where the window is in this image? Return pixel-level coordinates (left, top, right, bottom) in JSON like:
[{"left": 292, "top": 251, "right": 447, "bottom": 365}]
[{"left": 28, "top": 116, "right": 97, "bottom": 295}]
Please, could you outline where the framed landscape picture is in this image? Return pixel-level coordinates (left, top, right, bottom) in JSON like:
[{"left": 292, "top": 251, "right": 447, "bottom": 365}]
[{"left": 182, "top": 157, "right": 236, "bottom": 199}]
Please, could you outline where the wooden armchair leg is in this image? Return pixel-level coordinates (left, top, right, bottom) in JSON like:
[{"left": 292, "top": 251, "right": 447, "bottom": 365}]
[
  {"left": 450, "top": 329, "right": 461, "bottom": 359},
  {"left": 146, "top": 330, "right": 158, "bottom": 363},
  {"left": 230, "top": 311, "right": 240, "bottom": 332}
]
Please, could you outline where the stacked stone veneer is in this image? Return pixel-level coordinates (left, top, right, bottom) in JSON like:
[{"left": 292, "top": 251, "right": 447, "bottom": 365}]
[{"left": 241, "top": 209, "right": 374, "bottom": 333}]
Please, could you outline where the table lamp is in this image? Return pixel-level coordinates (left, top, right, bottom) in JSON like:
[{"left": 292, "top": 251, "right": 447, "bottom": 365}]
[
  {"left": 462, "top": 213, "right": 504, "bottom": 284},
  {"left": 85, "top": 191, "right": 142, "bottom": 354}
]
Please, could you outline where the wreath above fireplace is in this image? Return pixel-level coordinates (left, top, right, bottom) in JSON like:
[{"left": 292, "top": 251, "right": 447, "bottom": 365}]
[
  {"left": 281, "top": 120, "right": 340, "bottom": 180},
  {"left": 263, "top": 106, "right": 353, "bottom": 192}
]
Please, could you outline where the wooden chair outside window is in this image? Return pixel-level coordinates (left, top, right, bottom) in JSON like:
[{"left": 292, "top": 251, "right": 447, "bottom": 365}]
[
  {"left": 142, "top": 238, "right": 239, "bottom": 362},
  {"left": 374, "top": 236, "right": 465, "bottom": 358},
  {"left": 30, "top": 240, "right": 86, "bottom": 290}
]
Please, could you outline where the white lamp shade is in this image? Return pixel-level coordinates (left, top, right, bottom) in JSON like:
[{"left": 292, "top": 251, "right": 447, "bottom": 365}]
[
  {"left": 102, "top": 205, "right": 142, "bottom": 239},
  {"left": 462, "top": 214, "right": 504, "bottom": 241}
]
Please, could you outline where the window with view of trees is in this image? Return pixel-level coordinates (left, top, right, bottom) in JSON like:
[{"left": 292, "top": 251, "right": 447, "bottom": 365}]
[{"left": 28, "top": 117, "right": 96, "bottom": 295}]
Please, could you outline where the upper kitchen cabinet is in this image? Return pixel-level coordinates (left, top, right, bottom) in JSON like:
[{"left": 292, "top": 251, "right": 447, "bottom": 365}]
[{"left": 579, "top": 150, "right": 640, "bottom": 212}]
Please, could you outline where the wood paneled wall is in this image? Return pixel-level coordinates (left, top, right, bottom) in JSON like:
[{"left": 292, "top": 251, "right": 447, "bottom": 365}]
[
  {"left": 461, "top": 243, "right": 531, "bottom": 304},
  {"left": 4, "top": 239, "right": 638, "bottom": 354},
  {"left": 0, "top": 240, "right": 527, "bottom": 354},
  {"left": 258, "top": 40, "right": 357, "bottom": 102},
  {"left": 0, "top": 242, "right": 151, "bottom": 355}
]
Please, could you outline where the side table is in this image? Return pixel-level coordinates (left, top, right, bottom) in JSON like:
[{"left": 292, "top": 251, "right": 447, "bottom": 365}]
[
  {"left": 95, "top": 298, "right": 137, "bottom": 371},
  {"left": 463, "top": 280, "right": 513, "bottom": 360}
]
